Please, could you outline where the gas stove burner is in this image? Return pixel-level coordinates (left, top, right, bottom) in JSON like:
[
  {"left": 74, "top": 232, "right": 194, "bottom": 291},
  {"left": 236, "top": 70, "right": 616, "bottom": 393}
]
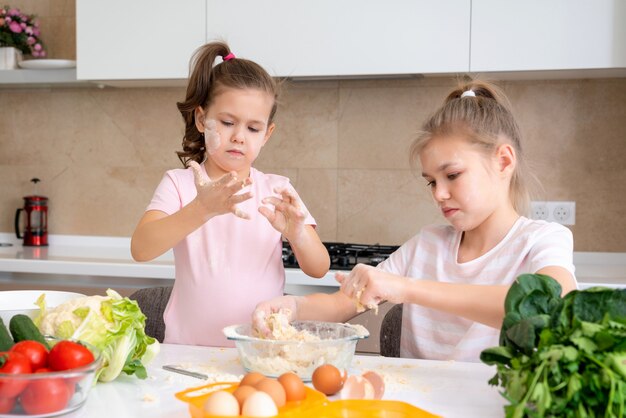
[{"left": 282, "top": 241, "right": 399, "bottom": 271}]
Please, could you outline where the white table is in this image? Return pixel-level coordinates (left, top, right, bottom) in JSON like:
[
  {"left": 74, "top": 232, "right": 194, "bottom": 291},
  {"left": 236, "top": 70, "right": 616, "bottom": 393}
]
[{"left": 63, "top": 343, "right": 506, "bottom": 418}]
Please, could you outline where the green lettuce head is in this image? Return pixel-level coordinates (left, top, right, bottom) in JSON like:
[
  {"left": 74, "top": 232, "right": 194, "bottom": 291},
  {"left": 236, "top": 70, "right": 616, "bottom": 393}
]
[{"left": 35, "top": 289, "right": 160, "bottom": 382}]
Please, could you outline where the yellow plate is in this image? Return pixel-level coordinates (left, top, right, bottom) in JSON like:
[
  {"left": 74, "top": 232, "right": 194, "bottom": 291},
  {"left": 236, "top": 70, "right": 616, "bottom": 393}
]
[
  {"left": 175, "top": 381, "right": 327, "bottom": 418},
  {"left": 304, "top": 399, "right": 441, "bottom": 417},
  {"left": 176, "top": 382, "right": 440, "bottom": 418}
]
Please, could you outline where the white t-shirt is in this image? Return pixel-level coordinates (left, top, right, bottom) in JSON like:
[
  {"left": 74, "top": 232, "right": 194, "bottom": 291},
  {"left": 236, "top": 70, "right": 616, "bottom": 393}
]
[{"left": 378, "top": 216, "right": 576, "bottom": 362}]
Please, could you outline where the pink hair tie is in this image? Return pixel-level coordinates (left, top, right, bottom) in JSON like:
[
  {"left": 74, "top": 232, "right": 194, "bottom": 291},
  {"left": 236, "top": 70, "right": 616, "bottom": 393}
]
[{"left": 223, "top": 52, "right": 236, "bottom": 61}]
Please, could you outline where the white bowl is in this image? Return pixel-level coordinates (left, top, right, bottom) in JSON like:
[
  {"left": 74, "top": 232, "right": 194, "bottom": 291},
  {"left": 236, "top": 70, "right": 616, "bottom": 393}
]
[{"left": 0, "top": 290, "right": 85, "bottom": 326}]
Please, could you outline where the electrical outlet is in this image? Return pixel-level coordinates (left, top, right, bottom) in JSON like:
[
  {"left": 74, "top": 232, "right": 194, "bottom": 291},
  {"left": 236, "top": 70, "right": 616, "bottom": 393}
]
[
  {"left": 530, "top": 201, "right": 576, "bottom": 225},
  {"left": 530, "top": 201, "right": 549, "bottom": 220}
]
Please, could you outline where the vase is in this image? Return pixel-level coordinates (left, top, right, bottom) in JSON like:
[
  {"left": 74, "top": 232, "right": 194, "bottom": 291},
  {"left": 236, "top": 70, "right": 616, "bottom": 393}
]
[{"left": 0, "top": 46, "right": 23, "bottom": 70}]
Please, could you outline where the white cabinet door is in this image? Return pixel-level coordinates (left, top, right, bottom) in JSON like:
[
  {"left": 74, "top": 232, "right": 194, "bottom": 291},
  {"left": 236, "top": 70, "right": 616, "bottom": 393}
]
[
  {"left": 471, "top": 0, "right": 626, "bottom": 72},
  {"left": 207, "top": 0, "right": 470, "bottom": 77},
  {"left": 76, "top": 0, "right": 206, "bottom": 80}
]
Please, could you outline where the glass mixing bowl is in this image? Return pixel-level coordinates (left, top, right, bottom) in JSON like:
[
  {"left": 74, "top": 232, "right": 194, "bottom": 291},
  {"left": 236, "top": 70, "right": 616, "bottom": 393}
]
[{"left": 223, "top": 321, "right": 369, "bottom": 381}]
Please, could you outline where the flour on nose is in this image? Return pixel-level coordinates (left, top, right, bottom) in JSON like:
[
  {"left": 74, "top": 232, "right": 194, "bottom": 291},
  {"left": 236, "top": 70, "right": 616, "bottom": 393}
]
[{"left": 204, "top": 119, "right": 221, "bottom": 155}]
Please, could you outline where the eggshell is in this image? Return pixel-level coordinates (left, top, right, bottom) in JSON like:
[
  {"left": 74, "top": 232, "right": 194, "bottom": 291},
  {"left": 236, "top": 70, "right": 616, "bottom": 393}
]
[
  {"left": 312, "top": 364, "right": 344, "bottom": 395},
  {"left": 255, "top": 377, "right": 286, "bottom": 407},
  {"left": 241, "top": 391, "right": 278, "bottom": 417},
  {"left": 232, "top": 385, "right": 257, "bottom": 409},
  {"left": 278, "top": 372, "right": 306, "bottom": 402},
  {"left": 203, "top": 390, "right": 240, "bottom": 416},
  {"left": 340, "top": 375, "right": 375, "bottom": 400},
  {"left": 362, "top": 370, "right": 385, "bottom": 399},
  {"left": 240, "top": 371, "right": 266, "bottom": 387},
  {"left": 340, "top": 368, "right": 348, "bottom": 384}
]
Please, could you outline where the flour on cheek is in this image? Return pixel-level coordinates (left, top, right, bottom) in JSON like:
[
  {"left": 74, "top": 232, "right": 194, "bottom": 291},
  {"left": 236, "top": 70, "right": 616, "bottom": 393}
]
[{"left": 204, "top": 119, "right": 221, "bottom": 155}]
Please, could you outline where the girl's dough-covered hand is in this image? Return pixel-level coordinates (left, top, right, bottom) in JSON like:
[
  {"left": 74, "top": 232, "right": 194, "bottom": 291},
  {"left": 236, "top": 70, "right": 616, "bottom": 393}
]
[
  {"left": 336, "top": 264, "right": 407, "bottom": 310},
  {"left": 252, "top": 295, "right": 300, "bottom": 338},
  {"left": 259, "top": 187, "right": 308, "bottom": 243},
  {"left": 188, "top": 160, "right": 253, "bottom": 220}
]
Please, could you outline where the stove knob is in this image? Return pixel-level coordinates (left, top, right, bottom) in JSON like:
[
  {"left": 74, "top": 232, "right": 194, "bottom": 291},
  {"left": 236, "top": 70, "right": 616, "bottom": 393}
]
[{"left": 337, "top": 256, "right": 350, "bottom": 268}]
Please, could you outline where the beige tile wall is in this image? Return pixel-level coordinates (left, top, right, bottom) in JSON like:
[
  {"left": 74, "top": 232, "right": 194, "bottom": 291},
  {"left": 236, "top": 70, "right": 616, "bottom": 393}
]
[
  {"left": 2, "top": 1, "right": 625, "bottom": 252},
  {"left": 2, "top": 78, "right": 625, "bottom": 252}
]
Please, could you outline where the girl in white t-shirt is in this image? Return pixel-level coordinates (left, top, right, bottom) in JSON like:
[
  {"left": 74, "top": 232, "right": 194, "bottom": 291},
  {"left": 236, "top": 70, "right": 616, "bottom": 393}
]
[
  {"left": 131, "top": 42, "right": 329, "bottom": 346},
  {"left": 253, "top": 80, "right": 577, "bottom": 361}
]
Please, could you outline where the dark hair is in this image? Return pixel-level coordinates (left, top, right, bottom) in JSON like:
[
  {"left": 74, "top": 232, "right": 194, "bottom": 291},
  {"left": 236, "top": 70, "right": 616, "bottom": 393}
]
[
  {"left": 410, "top": 79, "right": 533, "bottom": 214},
  {"left": 176, "top": 41, "right": 280, "bottom": 167}
]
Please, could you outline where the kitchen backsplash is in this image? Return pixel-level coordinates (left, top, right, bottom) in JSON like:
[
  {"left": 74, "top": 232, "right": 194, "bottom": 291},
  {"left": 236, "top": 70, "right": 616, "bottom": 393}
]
[
  {"left": 1, "top": 2, "right": 625, "bottom": 252},
  {"left": 1, "top": 77, "right": 625, "bottom": 252}
]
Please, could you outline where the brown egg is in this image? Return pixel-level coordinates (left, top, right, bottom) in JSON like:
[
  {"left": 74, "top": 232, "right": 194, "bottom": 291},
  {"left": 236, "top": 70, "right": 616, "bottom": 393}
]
[
  {"left": 240, "top": 371, "right": 266, "bottom": 387},
  {"left": 277, "top": 372, "right": 306, "bottom": 402},
  {"left": 312, "top": 364, "right": 344, "bottom": 395},
  {"left": 232, "top": 385, "right": 257, "bottom": 409},
  {"left": 255, "top": 377, "right": 286, "bottom": 407}
]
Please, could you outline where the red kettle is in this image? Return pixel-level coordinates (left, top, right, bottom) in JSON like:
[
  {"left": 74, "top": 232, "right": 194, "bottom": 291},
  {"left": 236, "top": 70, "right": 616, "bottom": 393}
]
[{"left": 15, "top": 178, "right": 49, "bottom": 246}]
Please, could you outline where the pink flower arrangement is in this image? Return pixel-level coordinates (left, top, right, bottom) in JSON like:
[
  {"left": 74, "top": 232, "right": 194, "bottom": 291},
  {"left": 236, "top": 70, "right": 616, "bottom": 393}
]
[{"left": 0, "top": 5, "right": 45, "bottom": 57}]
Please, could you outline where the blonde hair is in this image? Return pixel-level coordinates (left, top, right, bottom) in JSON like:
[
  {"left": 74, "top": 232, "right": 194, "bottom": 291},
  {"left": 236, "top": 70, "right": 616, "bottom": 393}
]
[
  {"left": 176, "top": 41, "right": 280, "bottom": 167},
  {"left": 410, "top": 80, "right": 532, "bottom": 215}
]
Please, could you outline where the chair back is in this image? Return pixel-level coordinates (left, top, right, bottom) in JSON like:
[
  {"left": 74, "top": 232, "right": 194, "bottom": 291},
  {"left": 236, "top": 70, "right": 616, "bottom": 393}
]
[
  {"left": 380, "top": 303, "right": 403, "bottom": 357},
  {"left": 129, "top": 286, "right": 173, "bottom": 343}
]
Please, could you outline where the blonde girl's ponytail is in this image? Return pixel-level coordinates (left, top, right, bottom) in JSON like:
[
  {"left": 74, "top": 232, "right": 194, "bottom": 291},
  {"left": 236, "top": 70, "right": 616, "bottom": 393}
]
[
  {"left": 410, "top": 79, "right": 535, "bottom": 216},
  {"left": 175, "top": 41, "right": 280, "bottom": 167},
  {"left": 443, "top": 81, "right": 514, "bottom": 110}
]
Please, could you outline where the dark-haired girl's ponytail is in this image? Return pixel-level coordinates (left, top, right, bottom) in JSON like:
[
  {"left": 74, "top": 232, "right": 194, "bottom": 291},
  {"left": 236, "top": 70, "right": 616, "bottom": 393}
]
[{"left": 176, "top": 42, "right": 232, "bottom": 166}]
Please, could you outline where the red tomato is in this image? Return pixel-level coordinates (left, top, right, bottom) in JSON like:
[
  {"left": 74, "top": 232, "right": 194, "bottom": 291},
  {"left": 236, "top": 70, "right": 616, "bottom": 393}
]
[
  {"left": 48, "top": 341, "right": 95, "bottom": 371},
  {"left": 0, "top": 351, "right": 32, "bottom": 398},
  {"left": 66, "top": 380, "right": 76, "bottom": 398},
  {"left": 10, "top": 341, "right": 48, "bottom": 370},
  {"left": 20, "top": 374, "right": 72, "bottom": 415},
  {"left": 36, "top": 368, "right": 76, "bottom": 398},
  {"left": 0, "top": 396, "right": 16, "bottom": 414}
]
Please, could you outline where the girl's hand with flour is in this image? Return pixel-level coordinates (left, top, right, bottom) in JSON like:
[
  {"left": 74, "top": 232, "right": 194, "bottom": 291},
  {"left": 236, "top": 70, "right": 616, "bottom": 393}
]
[
  {"left": 252, "top": 295, "right": 301, "bottom": 338},
  {"left": 336, "top": 264, "right": 409, "bottom": 310},
  {"left": 259, "top": 187, "right": 308, "bottom": 244},
  {"left": 188, "top": 160, "right": 253, "bottom": 220}
]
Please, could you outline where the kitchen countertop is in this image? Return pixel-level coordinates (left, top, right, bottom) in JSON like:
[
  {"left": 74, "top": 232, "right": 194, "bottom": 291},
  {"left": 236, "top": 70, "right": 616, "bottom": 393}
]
[
  {"left": 0, "top": 233, "right": 624, "bottom": 289},
  {"left": 62, "top": 343, "right": 507, "bottom": 418},
  {"left": 0, "top": 233, "right": 340, "bottom": 293}
]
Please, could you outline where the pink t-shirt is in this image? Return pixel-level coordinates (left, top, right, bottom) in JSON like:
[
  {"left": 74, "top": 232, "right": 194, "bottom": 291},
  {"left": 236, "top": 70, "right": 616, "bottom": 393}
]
[
  {"left": 378, "top": 216, "right": 576, "bottom": 362},
  {"left": 146, "top": 166, "right": 316, "bottom": 347}
]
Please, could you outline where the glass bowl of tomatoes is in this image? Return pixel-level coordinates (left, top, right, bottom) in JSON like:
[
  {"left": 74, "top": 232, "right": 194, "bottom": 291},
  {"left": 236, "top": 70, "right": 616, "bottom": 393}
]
[{"left": 0, "top": 337, "right": 102, "bottom": 417}]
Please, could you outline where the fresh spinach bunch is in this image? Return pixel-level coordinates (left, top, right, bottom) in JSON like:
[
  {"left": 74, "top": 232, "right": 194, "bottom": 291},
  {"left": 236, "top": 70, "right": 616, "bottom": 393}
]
[{"left": 481, "top": 274, "right": 626, "bottom": 418}]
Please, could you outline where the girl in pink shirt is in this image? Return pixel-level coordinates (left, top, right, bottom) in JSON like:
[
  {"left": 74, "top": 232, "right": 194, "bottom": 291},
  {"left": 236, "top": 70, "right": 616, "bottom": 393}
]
[
  {"left": 131, "top": 42, "right": 330, "bottom": 347},
  {"left": 254, "top": 80, "right": 577, "bottom": 361}
]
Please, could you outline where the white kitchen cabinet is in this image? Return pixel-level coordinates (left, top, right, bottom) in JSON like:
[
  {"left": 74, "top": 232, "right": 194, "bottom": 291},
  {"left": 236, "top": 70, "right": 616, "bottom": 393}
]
[
  {"left": 76, "top": 0, "right": 206, "bottom": 81},
  {"left": 471, "top": 0, "right": 626, "bottom": 72},
  {"left": 206, "top": 0, "right": 470, "bottom": 77}
]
